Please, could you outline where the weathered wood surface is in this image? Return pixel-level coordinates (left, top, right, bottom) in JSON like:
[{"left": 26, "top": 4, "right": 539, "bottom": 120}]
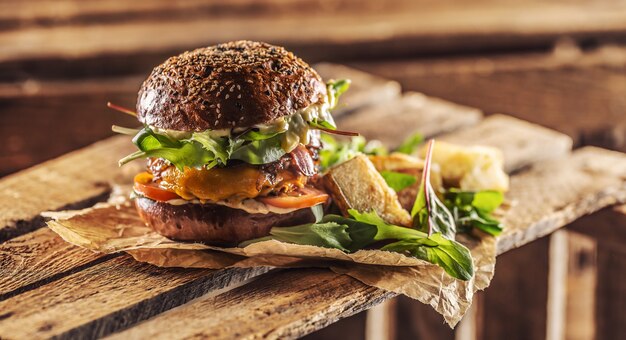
[
  {"left": 337, "top": 92, "right": 481, "bottom": 147},
  {"left": 355, "top": 44, "right": 626, "bottom": 150},
  {"left": 439, "top": 114, "right": 573, "bottom": 172},
  {"left": 0, "top": 255, "right": 270, "bottom": 339},
  {"left": 103, "top": 147, "right": 626, "bottom": 339},
  {"left": 497, "top": 147, "right": 626, "bottom": 254},
  {"left": 3, "top": 0, "right": 626, "bottom": 72},
  {"left": 0, "top": 136, "right": 133, "bottom": 242},
  {"left": 107, "top": 269, "right": 392, "bottom": 340},
  {"left": 0, "top": 228, "right": 111, "bottom": 299}
]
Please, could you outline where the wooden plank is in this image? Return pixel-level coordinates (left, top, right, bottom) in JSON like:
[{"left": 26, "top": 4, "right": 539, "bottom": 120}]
[
  {"left": 354, "top": 44, "right": 626, "bottom": 147},
  {"left": 0, "top": 135, "right": 133, "bottom": 241},
  {"left": 314, "top": 63, "right": 401, "bottom": 116},
  {"left": 336, "top": 92, "right": 482, "bottom": 147},
  {"left": 497, "top": 146, "right": 626, "bottom": 254},
  {"left": 481, "top": 237, "right": 551, "bottom": 340},
  {"left": 594, "top": 242, "right": 626, "bottom": 340},
  {"left": 563, "top": 232, "right": 597, "bottom": 340},
  {"left": 105, "top": 268, "right": 392, "bottom": 340},
  {"left": 440, "top": 114, "right": 573, "bottom": 173},
  {"left": 3, "top": 2, "right": 626, "bottom": 71},
  {"left": 0, "top": 255, "right": 269, "bottom": 339},
  {"left": 104, "top": 147, "right": 626, "bottom": 339},
  {"left": 0, "top": 228, "right": 110, "bottom": 300}
]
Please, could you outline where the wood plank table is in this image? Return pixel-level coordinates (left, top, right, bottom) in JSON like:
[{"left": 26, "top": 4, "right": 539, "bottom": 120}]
[{"left": 1, "top": 65, "right": 625, "bottom": 339}]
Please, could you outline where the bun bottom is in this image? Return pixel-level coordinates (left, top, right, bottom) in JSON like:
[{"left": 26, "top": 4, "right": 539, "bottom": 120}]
[{"left": 135, "top": 197, "right": 315, "bottom": 246}]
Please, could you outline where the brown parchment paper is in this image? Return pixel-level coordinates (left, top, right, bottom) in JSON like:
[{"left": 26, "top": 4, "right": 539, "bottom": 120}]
[{"left": 45, "top": 197, "right": 497, "bottom": 327}]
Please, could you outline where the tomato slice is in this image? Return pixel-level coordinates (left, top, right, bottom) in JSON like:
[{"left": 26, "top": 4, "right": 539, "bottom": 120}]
[
  {"left": 133, "top": 172, "right": 181, "bottom": 202},
  {"left": 257, "top": 187, "right": 329, "bottom": 209}
]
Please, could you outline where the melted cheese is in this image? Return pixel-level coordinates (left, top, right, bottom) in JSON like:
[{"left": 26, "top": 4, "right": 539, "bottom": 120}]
[{"left": 158, "top": 164, "right": 307, "bottom": 202}]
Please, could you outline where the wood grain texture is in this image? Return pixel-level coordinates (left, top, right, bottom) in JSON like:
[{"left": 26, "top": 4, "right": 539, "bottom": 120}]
[
  {"left": 594, "top": 242, "right": 626, "bottom": 340},
  {"left": 498, "top": 146, "right": 626, "bottom": 255},
  {"left": 482, "top": 237, "right": 551, "bottom": 340},
  {"left": 106, "top": 268, "right": 393, "bottom": 340},
  {"left": 563, "top": 232, "right": 597, "bottom": 340},
  {"left": 0, "top": 135, "right": 134, "bottom": 241},
  {"left": 336, "top": 92, "right": 482, "bottom": 147},
  {"left": 103, "top": 147, "right": 626, "bottom": 339},
  {"left": 354, "top": 44, "right": 626, "bottom": 148},
  {"left": 439, "top": 114, "right": 573, "bottom": 172},
  {"left": 0, "top": 255, "right": 270, "bottom": 339},
  {"left": 2, "top": 1, "right": 626, "bottom": 69},
  {"left": 0, "top": 228, "right": 110, "bottom": 300}
]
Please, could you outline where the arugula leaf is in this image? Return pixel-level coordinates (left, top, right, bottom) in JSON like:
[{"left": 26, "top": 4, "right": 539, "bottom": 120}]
[
  {"left": 382, "top": 233, "right": 474, "bottom": 281},
  {"left": 411, "top": 140, "right": 456, "bottom": 239},
  {"left": 380, "top": 171, "right": 417, "bottom": 191},
  {"left": 321, "top": 214, "right": 378, "bottom": 251},
  {"left": 241, "top": 209, "right": 474, "bottom": 280},
  {"left": 240, "top": 222, "right": 352, "bottom": 251},
  {"left": 319, "top": 135, "right": 388, "bottom": 171},
  {"left": 395, "top": 132, "right": 424, "bottom": 155},
  {"left": 229, "top": 134, "right": 287, "bottom": 164},
  {"left": 444, "top": 189, "right": 504, "bottom": 236}
]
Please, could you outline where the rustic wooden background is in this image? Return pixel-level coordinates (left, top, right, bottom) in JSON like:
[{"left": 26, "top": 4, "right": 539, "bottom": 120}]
[{"left": 1, "top": 1, "right": 625, "bottom": 339}]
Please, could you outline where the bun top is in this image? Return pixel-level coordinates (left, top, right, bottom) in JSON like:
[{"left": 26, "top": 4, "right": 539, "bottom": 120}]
[{"left": 136, "top": 41, "right": 327, "bottom": 131}]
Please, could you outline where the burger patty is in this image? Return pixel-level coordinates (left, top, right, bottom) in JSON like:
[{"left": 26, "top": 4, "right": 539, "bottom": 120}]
[{"left": 147, "top": 144, "right": 320, "bottom": 202}]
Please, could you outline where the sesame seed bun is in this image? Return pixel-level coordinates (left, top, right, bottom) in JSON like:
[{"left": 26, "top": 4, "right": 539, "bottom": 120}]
[
  {"left": 136, "top": 40, "right": 328, "bottom": 131},
  {"left": 135, "top": 197, "right": 316, "bottom": 245}
]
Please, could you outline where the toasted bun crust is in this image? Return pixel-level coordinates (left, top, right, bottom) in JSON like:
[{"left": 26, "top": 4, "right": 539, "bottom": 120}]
[
  {"left": 135, "top": 197, "right": 315, "bottom": 245},
  {"left": 137, "top": 40, "right": 327, "bottom": 131}
]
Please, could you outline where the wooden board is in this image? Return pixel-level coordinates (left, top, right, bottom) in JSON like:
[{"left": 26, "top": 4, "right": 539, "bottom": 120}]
[
  {"left": 0, "top": 255, "right": 270, "bottom": 339},
  {"left": 336, "top": 92, "right": 482, "bottom": 147},
  {"left": 3, "top": 0, "right": 626, "bottom": 76},
  {"left": 439, "top": 114, "right": 573, "bottom": 172},
  {"left": 103, "top": 147, "right": 626, "bottom": 339}
]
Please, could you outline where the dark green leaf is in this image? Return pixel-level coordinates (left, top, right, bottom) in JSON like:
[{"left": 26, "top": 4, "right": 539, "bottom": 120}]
[
  {"left": 395, "top": 133, "right": 424, "bottom": 155},
  {"left": 240, "top": 222, "right": 352, "bottom": 251},
  {"left": 229, "top": 135, "right": 287, "bottom": 165},
  {"left": 380, "top": 170, "right": 416, "bottom": 191},
  {"left": 444, "top": 189, "right": 504, "bottom": 236},
  {"left": 382, "top": 233, "right": 474, "bottom": 281},
  {"left": 347, "top": 209, "right": 428, "bottom": 241},
  {"left": 321, "top": 214, "right": 378, "bottom": 251}
]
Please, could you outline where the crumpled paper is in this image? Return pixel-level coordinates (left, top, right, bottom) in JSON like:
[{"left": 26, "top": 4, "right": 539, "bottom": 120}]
[{"left": 45, "top": 195, "right": 497, "bottom": 327}]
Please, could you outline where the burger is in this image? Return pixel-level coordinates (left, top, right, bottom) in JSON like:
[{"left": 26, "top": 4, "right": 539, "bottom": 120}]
[{"left": 113, "top": 41, "right": 351, "bottom": 246}]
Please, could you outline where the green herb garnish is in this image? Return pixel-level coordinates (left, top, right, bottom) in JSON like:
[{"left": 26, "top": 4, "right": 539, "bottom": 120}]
[
  {"left": 241, "top": 208, "right": 474, "bottom": 280},
  {"left": 443, "top": 189, "right": 504, "bottom": 236},
  {"left": 395, "top": 132, "right": 424, "bottom": 155},
  {"left": 319, "top": 135, "right": 388, "bottom": 170}
]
